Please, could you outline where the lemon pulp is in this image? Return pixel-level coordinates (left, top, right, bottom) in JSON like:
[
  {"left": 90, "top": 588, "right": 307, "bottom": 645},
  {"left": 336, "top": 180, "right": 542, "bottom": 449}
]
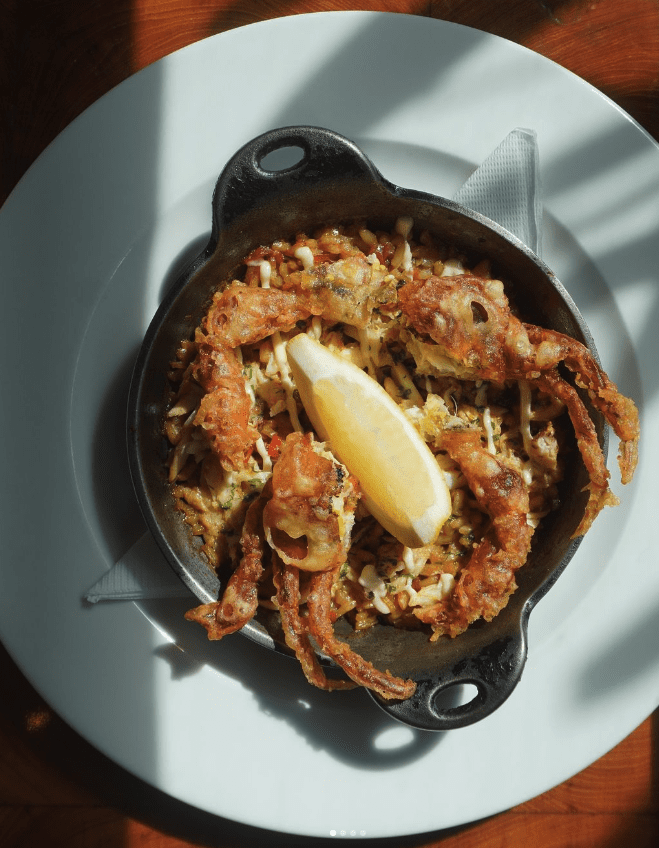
[{"left": 286, "top": 333, "right": 451, "bottom": 548}]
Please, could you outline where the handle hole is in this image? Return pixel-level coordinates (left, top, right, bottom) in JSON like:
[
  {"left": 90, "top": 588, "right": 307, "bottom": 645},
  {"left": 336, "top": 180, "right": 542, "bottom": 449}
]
[
  {"left": 432, "top": 682, "right": 480, "bottom": 712},
  {"left": 258, "top": 144, "right": 306, "bottom": 173}
]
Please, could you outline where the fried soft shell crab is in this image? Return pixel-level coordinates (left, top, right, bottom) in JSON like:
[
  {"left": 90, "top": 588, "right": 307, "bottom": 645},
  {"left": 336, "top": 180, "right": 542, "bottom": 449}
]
[{"left": 163, "top": 218, "right": 639, "bottom": 701}]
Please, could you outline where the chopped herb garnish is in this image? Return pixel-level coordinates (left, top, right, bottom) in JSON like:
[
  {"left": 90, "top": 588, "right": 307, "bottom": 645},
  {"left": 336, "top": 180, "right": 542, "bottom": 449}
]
[{"left": 220, "top": 484, "right": 237, "bottom": 510}]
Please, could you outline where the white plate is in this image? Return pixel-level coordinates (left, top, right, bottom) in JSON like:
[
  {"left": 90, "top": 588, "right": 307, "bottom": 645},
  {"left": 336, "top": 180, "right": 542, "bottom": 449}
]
[{"left": 2, "top": 11, "right": 658, "bottom": 840}]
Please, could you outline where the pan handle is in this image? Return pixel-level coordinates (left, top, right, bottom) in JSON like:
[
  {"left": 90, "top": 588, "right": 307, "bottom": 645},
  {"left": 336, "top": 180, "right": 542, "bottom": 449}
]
[
  {"left": 209, "top": 125, "right": 384, "bottom": 239},
  {"left": 369, "top": 628, "right": 529, "bottom": 732}
]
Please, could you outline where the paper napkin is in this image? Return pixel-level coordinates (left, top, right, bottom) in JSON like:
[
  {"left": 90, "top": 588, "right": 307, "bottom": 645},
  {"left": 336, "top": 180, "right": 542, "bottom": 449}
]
[
  {"left": 85, "top": 127, "right": 542, "bottom": 604},
  {"left": 454, "top": 127, "right": 542, "bottom": 255},
  {"left": 85, "top": 530, "right": 189, "bottom": 602}
]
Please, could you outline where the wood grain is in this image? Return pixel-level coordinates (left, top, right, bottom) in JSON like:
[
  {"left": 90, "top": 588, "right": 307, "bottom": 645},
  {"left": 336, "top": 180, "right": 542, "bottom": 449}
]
[
  {"left": 430, "top": 0, "right": 659, "bottom": 139},
  {"left": 1, "top": 1, "right": 658, "bottom": 846}
]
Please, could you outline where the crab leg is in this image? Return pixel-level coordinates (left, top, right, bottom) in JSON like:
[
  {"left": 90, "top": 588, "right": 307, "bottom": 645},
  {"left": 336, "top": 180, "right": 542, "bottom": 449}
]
[
  {"left": 525, "top": 325, "right": 639, "bottom": 484},
  {"left": 184, "top": 493, "right": 267, "bottom": 639},
  {"left": 271, "top": 556, "right": 356, "bottom": 692},
  {"left": 533, "top": 371, "right": 619, "bottom": 537},
  {"left": 414, "top": 428, "right": 534, "bottom": 638},
  {"left": 203, "top": 283, "right": 314, "bottom": 347},
  {"left": 306, "top": 567, "right": 417, "bottom": 701},
  {"left": 192, "top": 339, "right": 259, "bottom": 470}
]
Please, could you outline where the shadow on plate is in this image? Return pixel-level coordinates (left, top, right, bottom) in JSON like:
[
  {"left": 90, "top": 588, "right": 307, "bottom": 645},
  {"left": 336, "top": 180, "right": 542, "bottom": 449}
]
[
  {"left": 575, "top": 592, "right": 659, "bottom": 706},
  {"left": 141, "top": 596, "right": 450, "bottom": 771}
]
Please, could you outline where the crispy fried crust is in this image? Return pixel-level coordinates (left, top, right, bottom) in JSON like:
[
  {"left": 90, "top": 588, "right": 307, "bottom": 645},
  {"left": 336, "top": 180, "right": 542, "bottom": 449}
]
[
  {"left": 533, "top": 372, "right": 619, "bottom": 537},
  {"left": 306, "top": 568, "right": 417, "bottom": 700},
  {"left": 525, "top": 325, "right": 639, "bottom": 485},
  {"left": 184, "top": 494, "right": 267, "bottom": 639},
  {"left": 192, "top": 340, "right": 258, "bottom": 470},
  {"left": 398, "top": 274, "right": 514, "bottom": 380},
  {"left": 272, "top": 556, "right": 356, "bottom": 692},
  {"left": 204, "top": 283, "right": 313, "bottom": 347},
  {"left": 263, "top": 432, "right": 357, "bottom": 572},
  {"left": 400, "top": 273, "right": 639, "bottom": 532},
  {"left": 414, "top": 429, "right": 533, "bottom": 637}
]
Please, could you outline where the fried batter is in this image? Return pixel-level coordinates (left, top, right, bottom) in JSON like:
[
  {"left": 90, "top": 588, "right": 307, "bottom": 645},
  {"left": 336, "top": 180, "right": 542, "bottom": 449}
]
[
  {"left": 306, "top": 567, "right": 417, "bottom": 700},
  {"left": 166, "top": 221, "right": 639, "bottom": 700},
  {"left": 400, "top": 273, "right": 639, "bottom": 535},
  {"left": 272, "top": 556, "right": 356, "bottom": 692},
  {"left": 263, "top": 432, "right": 360, "bottom": 572},
  {"left": 413, "top": 429, "right": 533, "bottom": 637},
  {"left": 185, "top": 494, "right": 267, "bottom": 638}
]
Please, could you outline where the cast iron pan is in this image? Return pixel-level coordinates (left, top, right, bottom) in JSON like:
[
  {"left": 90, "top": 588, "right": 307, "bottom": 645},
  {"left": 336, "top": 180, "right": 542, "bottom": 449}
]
[{"left": 127, "top": 126, "right": 605, "bottom": 731}]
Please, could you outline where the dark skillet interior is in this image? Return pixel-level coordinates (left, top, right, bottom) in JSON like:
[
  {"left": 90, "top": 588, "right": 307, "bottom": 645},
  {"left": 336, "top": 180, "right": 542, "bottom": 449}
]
[{"left": 127, "top": 126, "right": 605, "bottom": 731}]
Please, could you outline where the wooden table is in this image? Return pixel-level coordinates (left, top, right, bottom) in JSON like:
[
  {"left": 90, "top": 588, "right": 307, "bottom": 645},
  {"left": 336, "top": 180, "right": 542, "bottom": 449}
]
[{"left": 1, "top": 2, "right": 658, "bottom": 846}]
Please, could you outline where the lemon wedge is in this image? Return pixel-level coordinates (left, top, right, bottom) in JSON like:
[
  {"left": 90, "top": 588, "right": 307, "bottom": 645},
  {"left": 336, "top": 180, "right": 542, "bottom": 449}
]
[{"left": 286, "top": 333, "right": 451, "bottom": 548}]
